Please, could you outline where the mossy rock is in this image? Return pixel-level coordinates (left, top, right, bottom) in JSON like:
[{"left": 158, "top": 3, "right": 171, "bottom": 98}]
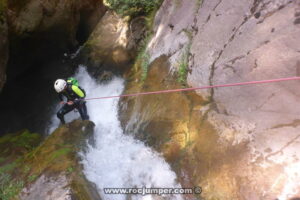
[
  {"left": 0, "top": 129, "right": 42, "bottom": 163},
  {"left": 0, "top": 120, "right": 100, "bottom": 200},
  {"left": 23, "top": 120, "right": 95, "bottom": 175},
  {"left": 0, "top": 129, "right": 41, "bottom": 200}
]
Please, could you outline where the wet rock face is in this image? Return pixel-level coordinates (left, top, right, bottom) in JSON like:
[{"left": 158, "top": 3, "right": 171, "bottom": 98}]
[
  {"left": 119, "top": 56, "right": 246, "bottom": 196},
  {"left": 17, "top": 120, "right": 100, "bottom": 200},
  {"left": 8, "top": 0, "right": 105, "bottom": 41},
  {"left": 7, "top": 0, "right": 106, "bottom": 80},
  {"left": 121, "top": 0, "right": 300, "bottom": 199},
  {"left": 79, "top": 10, "right": 147, "bottom": 76}
]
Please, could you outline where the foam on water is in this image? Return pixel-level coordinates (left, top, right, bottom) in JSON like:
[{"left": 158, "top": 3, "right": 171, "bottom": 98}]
[{"left": 48, "top": 66, "right": 182, "bottom": 200}]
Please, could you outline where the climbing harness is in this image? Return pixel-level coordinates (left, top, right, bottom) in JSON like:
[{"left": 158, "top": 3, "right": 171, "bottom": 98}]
[{"left": 83, "top": 77, "right": 300, "bottom": 101}]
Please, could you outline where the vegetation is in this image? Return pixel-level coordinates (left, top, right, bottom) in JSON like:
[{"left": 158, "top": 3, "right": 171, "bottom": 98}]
[
  {"left": 0, "top": 130, "right": 42, "bottom": 199},
  {"left": 0, "top": 162, "right": 17, "bottom": 174},
  {"left": 0, "top": 157, "right": 5, "bottom": 163},
  {"left": 135, "top": 34, "right": 152, "bottom": 81},
  {"left": 104, "top": 0, "right": 162, "bottom": 17},
  {"left": 0, "top": 0, "right": 7, "bottom": 23},
  {"left": 0, "top": 173, "right": 24, "bottom": 200},
  {"left": 28, "top": 174, "right": 37, "bottom": 182},
  {"left": 105, "top": 0, "right": 161, "bottom": 81},
  {"left": 0, "top": 160, "right": 23, "bottom": 200},
  {"left": 0, "top": 121, "right": 95, "bottom": 200},
  {"left": 67, "top": 166, "right": 74, "bottom": 174},
  {"left": 177, "top": 52, "right": 189, "bottom": 85},
  {"left": 177, "top": 31, "right": 192, "bottom": 85},
  {"left": 195, "top": 0, "right": 203, "bottom": 11},
  {"left": 137, "top": 49, "right": 150, "bottom": 81},
  {"left": 0, "top": 130, "right": 41, "bottom": 155}
]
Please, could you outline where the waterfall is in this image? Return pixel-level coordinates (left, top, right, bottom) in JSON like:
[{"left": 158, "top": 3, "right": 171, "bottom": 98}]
[{"left": 48, "top": 66, "right": 183, "bottom": 200}]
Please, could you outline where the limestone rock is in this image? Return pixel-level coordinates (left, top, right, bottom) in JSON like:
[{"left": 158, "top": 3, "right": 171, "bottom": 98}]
[
  {"left": 121, "top": 0, "right": 300, "bottom": 199},
  {"left": 80, "top": 10, "right": 147, "bottom": 76},
  {"left": 8, "top": 0, "right": 105, "bottom": 43},
  {"left": 2, "top": 0, "right": 106, "bottom": 90}
]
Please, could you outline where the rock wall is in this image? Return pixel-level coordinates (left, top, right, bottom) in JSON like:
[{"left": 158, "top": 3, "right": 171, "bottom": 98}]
[
  {"left": 7, "top": 0, "right": 106, "bottom": 77},
  {"left": 79, "top": 10, "right": 147, "bottom": 76},
  {"left": 8, "top": 0, "right": 105, "bottom": 45},
  {"left": 0, "top": 0, "right": 8, "bottom": 92},
  {"left": 120, "top": 0, "right": 300, "bottom": 199},
  {"left": 0, "top": 0, "right": 106, "bottom": 91},
  {"left": 0, "top": 0, "right": 106, "bottom": 134}
]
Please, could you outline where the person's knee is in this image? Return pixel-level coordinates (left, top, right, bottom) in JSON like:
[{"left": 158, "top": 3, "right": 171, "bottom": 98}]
[{"left": 57, "top": 110, "right": 63, "bottom": 119}]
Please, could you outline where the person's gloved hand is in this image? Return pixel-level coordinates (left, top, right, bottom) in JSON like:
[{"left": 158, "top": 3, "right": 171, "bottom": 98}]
[{"left": 74, "top": 99, "right": 84, "bottom": 105}]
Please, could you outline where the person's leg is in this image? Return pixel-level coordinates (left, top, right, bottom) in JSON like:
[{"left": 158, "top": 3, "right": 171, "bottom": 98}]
[
  {"left": 77, "top": 101, "right": 89, "bottom": 120},
  {"left": 82, "top": 102, "right": 89, "bottom": 120},
  {"left": 57, "top": 104, "right": 75, "bottom": 124}
]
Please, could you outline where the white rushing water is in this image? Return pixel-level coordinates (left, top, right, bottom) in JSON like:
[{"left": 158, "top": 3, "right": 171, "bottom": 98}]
[{"left": 49, "top": 66, "right": 183, "bottom": 200}]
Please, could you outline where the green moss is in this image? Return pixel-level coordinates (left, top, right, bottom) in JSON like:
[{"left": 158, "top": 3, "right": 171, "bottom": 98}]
[
  {"left": 0, "top": 157, "right": 5, "bottom": 163},
  {"left": 28, "top": 174, "right": 38, "bottom": 182},
  {"left": 0, "top": 130, "right": 43, "bottom": 199},
  {"left": 104, "top": 0, "right": 163, "bottom": 17},
  {"left": 0, "top": 135, "right": 12, "bottom": 144},
  {"left": 13, "top": 131, "right": 41, "bottom": 150},
  {"left": 0, "top": 173, "right": 24, "bottom": 200},
  {"left": 50, "top": 147, "right": 72, "bottom": 161},
  {"left": 195, "top": 0, "right": 203, "bottom": 12},
  {"left": 135, "top": 34, "right": 153, "bottom": 81},
  {"left": 177, "top": 30, "right": 193, "bottom": 85},
  {"left": 67, "top": 166, "right": 74, "bottom": 174},
  {"left": 0, "top": 121, "right": 95, "bottom": 200},
  {"left": 22, "top": 165, "right": 30, "bottom": 174},
  {"left": 140, "top": 51, "right": 150, "bottom": 81},
  {"left": 0, "top": 130, "right": 41, "bottom": 152},
  {"left": 0, "top": 162, "right": 17, "bottom": 174}
]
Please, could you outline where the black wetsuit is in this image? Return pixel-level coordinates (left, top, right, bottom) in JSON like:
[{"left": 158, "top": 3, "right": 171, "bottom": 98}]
[{"left": 57, "top": 83, "right": 89, "bottom": 124}]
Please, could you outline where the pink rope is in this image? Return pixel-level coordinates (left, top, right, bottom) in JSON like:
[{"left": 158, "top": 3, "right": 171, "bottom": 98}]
[{"left": 85, "top": 77, "right": 300, "bottom": 101}]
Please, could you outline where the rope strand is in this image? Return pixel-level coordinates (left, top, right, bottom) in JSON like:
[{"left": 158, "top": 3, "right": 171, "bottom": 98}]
[{"left": 84, "top": 77, "right": 300, "bottom": 101}]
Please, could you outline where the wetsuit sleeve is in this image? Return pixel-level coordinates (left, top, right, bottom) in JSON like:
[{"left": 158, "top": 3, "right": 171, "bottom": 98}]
[{"left": 72, "top": 85, "right": 85, "bottom": 98}]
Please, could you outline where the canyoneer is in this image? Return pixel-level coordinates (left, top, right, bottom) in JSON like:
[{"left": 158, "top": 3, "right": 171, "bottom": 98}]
[{"left": 54, "top": 77, "right": 89, "bottom": 124}]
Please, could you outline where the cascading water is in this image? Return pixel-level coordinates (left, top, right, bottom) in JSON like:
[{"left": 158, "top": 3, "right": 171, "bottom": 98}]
[{"left": 48, "top": 66, "right": 184, "bottom": 200}]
